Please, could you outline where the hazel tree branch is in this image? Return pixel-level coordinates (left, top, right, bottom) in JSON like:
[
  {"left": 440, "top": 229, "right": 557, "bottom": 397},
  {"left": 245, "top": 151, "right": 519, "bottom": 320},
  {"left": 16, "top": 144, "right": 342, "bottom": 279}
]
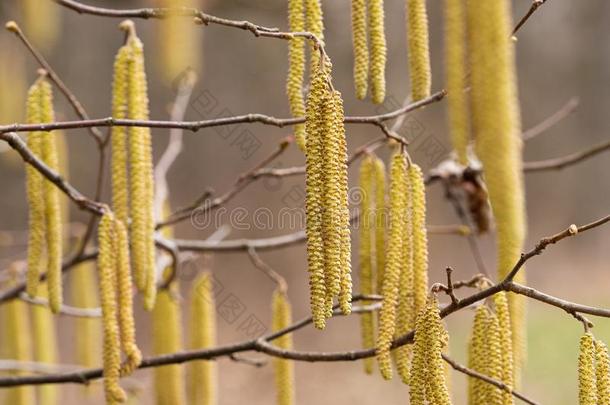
[{"left": 523, "top": 139, "right": 610, "bottom": 172}]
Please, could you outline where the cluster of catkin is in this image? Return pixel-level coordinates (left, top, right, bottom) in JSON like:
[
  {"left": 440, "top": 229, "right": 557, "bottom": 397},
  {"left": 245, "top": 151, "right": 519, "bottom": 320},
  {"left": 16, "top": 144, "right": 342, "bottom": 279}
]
[
  {"left": 272, "top": 290, "right": 296, "bottom": 405},
  {"left": 578, "top": 332, "right": 610, "bottom": 405},
  {"left": 444, "top": 0, "right": 527, "bottom": 382},
  {"left": 409, "top": 295, "right": 452, "bottom": 404},
  {"left": 97, "top": 212, "right": 142, "bottom": 403},
  {"left": 374, "top": 151, "right": 429, "bottom": 381},
  {"left": 286, "top": 0, "right": 325, "bottom": 150},
  {"left": 24, "top": 74, "right": 64, "bottom": 314},
  {"left": 111, "top": 21, "right": 157, "bottom": 310},
  {"left": 304, "top": 57, "right": 351, "bottom": 330},
  {"left": 467, "top": 293, "right": 514, "bottom": 405},
  {"left": 350, "top": 0, "right": 387, "bottom": 103}
]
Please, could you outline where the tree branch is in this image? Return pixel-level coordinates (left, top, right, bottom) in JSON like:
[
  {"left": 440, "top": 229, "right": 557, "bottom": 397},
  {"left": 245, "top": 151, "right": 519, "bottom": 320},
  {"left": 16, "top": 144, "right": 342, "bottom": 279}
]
[{"left": 523, "top": 139, "right": 610, "bottom": 172}]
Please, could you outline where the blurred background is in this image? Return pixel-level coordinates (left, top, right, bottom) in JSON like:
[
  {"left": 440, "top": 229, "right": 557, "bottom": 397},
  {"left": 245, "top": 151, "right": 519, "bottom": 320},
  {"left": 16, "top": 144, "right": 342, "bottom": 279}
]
[{"left": 1, "top": 0, "right": 609, "bottom": 404}]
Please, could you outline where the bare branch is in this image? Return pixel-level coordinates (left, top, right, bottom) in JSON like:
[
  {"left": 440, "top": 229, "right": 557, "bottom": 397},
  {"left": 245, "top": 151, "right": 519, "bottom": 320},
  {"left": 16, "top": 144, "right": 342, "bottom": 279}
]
[
  {"left": 19, "top": 293, "right": 101, "bottom": 318},
  {"left": 523, "top": 139, "right": 610, "bottom": 172},
  {"left": 513, "top": 0, "right": 550, "bottom": 36},
  {"left": 522, "top": 97, "right": 579, "bottom": 141}
]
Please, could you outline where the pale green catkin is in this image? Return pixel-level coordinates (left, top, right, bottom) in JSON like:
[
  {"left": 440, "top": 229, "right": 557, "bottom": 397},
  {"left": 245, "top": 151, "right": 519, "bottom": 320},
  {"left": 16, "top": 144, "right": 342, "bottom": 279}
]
[
  {"left": 351, "top": 0, "right": 369, "bottom": 100},
  {"left": 373, "top": 158, "right": 386, "bottom": 294},
  {"left": 31, "top": 284, "right": 59, "bottom": 405},
  {"left": 368, "top": 0, "right": 387, "bottom": 104},
  {"left": 272, "top": 290, "right": 296, "bottom": 405}
]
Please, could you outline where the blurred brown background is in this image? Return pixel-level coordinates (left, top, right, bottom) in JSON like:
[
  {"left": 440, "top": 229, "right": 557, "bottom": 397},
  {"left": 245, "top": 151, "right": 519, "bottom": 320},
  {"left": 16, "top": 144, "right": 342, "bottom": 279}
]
[{"left": 1, "top": 0, "right": 609, "bottom": 404}]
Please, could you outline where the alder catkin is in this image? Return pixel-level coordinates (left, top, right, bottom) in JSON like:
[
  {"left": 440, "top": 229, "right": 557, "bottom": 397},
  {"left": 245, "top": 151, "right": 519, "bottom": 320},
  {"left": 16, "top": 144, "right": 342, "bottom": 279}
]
[
  {"left": 351, "top": 0, "right": 369, "bottom": 100},
  {"left": 368, "top": 0, "right": 387, "bottom": 104},
  {"left": 376, "top": 152, "right": 408, "bottom": 380},
  {"left": 71, "top": 262, "right": 102, "bottom": 369},
  {"left": 98, "top": 213, "right": 126, "bottom": 403},
  {"left": 494, "top": 292, "right": 515, "bottom": 405},
  {"left": 444, "top": 0, "right": 469, "bottom": 164},
  {"left": 406, "top": 0, "right": 431, "bottom": 101},
  {"left": 359, "top": 156, "right": 375, "bottom": 374},
  {"left": 578, "top": 333, "right": 598, "bottom": 405},
  {"left": 287, "top": 0, "right": 307, "bottom": 150},
  {"left": 272, "top": 290, "right": 296, "bottom": 405},
  {"left": 188, "top": 273, "right": 218, "bottom": 405},
  {"left": 305, "top": 0, "right": 324, "bottom": 69},
  {"left": 373, "top": 158, "right": 386, "bottom": 294},
  {"left": 485, "top": 312, "right": 505, "bottom": 404},
  {"left": 467, "top": 305, "right": 491, "bottom": 405},
  {"left": 408, "top": 163, "right": 428, "bottom": 315},
  {"left": 466, "top": 0, "right": 527, "bottom": 383},
  {"left": 152, "top": 288, "right": 187, "bottom": 405},
  {"left": 31, "top": 284, "right": 59, "bottom": 405},
  {"left": 596, "top": 340, "right": 610, "bottom": 405}
]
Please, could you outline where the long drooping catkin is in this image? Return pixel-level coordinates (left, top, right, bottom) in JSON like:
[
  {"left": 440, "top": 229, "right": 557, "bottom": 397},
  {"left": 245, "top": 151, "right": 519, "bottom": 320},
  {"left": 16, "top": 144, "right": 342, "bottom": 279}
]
[
  {"left": 410, "top": 296, "right": 452, "bottom": 405},
  {"left": 359, "top": 156, "right": 375, "bottom": 374},
  {"left": 494, "top": 292, "right": 515, "bottom": 405},
  {"left": 579, "top": 333, "right": 598, "bottom": 405},
  {"left": 31, "top": 284, "right": 59, "bottom": 405},
  {"left": 376, "top": 152, "right": 408, "bottom": 380},
  {"left": 21, "top": 0, "right": 61, "bottom": 51},
  {"left": 409, "top": 163, "right": 428, "bottom": 315},
  {"left": 71, "top": 262, "right": 102, "bottom": 369},
  {"left": 152, "top": 289, "right": 186, "bottom": 405},
  {"left": 467, "top": 305, "right": 491, "bottom": 404},
  {"left": 368, "top": 0, "right": 386, "bottom": 104},
  {"left": 351, "top": 0, "right": 369, "bottom": 100},
  {"left": 373, "top": 158, "right": 386, "bottom": 293},
  {"left": 444, "top": 0, "right": 469, "bottom": 164},
  {"left": 406, "top": 0, "right": 431, "bottom": 101},
  {"left": 466, "top": 0, "right": 526, "bottom": 383},
  {"left": 596, "top": 340, "right": 610, "bottom": 405},
  {"left": 188, "top": 273, "right": 217, "bottom": 405},
  {"left": 305, "top": 0, "right": 324, "bottom": 69},
  {"left": 272, "top": 290, "right": 295, "bottom": 405},
  {"left": 486, "top": 312, "right": 505, "bottom": 404},
  {"left": 98, "top": 213, "right": 126, "bottom": 403},
  {"left": 304, "top": 63, "right": 328, "bottom": 329},
  {"left": 287, "top": 0, "right": 307, "bottom": 150}
]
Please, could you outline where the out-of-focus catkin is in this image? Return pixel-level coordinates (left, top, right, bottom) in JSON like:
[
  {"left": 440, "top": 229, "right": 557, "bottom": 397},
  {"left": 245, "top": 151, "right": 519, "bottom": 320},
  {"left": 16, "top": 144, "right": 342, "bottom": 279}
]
[
  {"left": 71, "top": 262, "right": 102, "bottom": 369},
  {"left": 444, "top": 0, "right": 469, "bottom": 164},
  {"left": 350, "top": 0, "right": 369, "bottom": 100},
  {"left": 31, "top": 284, "right": 59, "bottom": 405},
  {"left": 409, "top": 163, "right": 428, "bottom": 315},
  {"left": 579, "top": 333, "right": 598, "bottom": 405},
  {"left": 21, "top": 0, "right": 61, "bottom": 51},
  {"left": 287, "top": 0, "right": 307, "bottom": 150},
  {"left": 466, "top": 0, "right": 526, "bottom": 383},
  {"left": 368, "top": 0, "right": 387, "bottom": 104},
  {"left": 410, "top": 296, "right": 452, "bottom": 405},
  {"left": 373, "top": 158, "right": 386, "bottom": 293},
  {"left": 188, "top": 273, "right": 217, "bottom": 405},
  {"left": 596, "top": 340, "right": 610, "bottom": 405},
  {"left": 406, "top": 0, "right": 431, "bottom": 101},
  {"left": 272, "top": 290, "right": 295, "bottom": 405},
  {"left": 376, "top": 152, "right": 408, "bottom": 380},
  {"left": 359, "top": 156, "right": 375, "bottom": 374}
]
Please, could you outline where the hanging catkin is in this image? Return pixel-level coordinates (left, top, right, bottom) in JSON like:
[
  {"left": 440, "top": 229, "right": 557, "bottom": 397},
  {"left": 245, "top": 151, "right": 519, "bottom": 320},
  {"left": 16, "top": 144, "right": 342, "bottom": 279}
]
[
  {"left": 152, "top": 289, "right": 187, "bottom": 405},
  {"left": 350, "top": 0, "right": 369, "bottom": 100},
  {"left": 408, "top": 163, "right": 428, "bottom": 315},
  {"left": 272, "top": 290, "right": 296, "bottom": 405},
  {"left": 376, "top": 152, "right": 408, "bottom": 380},
  {"left": 467, "top": 305, "right": 490, "bottom": 404},
  {"left": 596, "top": 340, "right": 610, "bottom": 405},
  {"left": 494, "top": 292, "right": 515, "bottom": 405},
  {"left": 31, "top": 284, "right": 59, "bottom": 405},
  {"left": 406, "top": 0, "right": 431, "bottom": 101},
  {"left": 579, "top": 333, "right": 598, "bottom": 405},
  {"left": 409, "top": 296, "right": 452, "bottom": 405},
  {"left": 373, "top": 158, "right": 386, "bottom": 294},
  {"left": 368, "top": 0, "right": 387, "bottom": 104},
  {"left": 466, "top": 0, "right": 526, "bottom": 383},
  {"left": 287, "top": 0, "right": 307, "bottom": 150},
  {"left": 188, "top": 273, "right": 218, "bottom": 405},
  {"left": 305, "top": 0, "right": 324, "bottom": 70},
  {"left": 71, "top": 262, "right": 102, "bottom": 369},
  {"left": 21, "top": 0, "right": 61, "bottom": 51},
  {"left": 444, "top": 0, "right": 469, "bottom": 164},
  {"left": 358, "top": 156, "right": 375, "bottom": 374}
]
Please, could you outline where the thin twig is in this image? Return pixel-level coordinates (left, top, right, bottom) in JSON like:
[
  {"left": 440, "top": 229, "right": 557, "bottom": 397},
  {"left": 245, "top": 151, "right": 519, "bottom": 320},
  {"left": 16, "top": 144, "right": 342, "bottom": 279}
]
[
  {"left": 513, "top": 0, "right": 549, "bottom": 36},
  {"left": 522, "top": 97, "right": 579, "bottom": 141},
  {"left": 247, "top": 247, "right": 288, "bottom": 292},
  {"left": 19, "top": 293, "right": 101, "bottom": 318},
  {"left": 523, "top": 139, "right": 610, "bottom": 172}
]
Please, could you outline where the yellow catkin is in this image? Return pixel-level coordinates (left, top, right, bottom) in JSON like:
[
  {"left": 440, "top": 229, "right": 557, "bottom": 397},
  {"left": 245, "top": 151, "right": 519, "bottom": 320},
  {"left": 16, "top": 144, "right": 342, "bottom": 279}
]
[
  {"left": 351, "top": 0, "right": 369, "bottom": 100},
  {"left": 287, "top": 0, "right": 307, "bottom": 150},
  {"left": 596, "top": 340, "right": 610, "bottom": 405},
  {"left": 188, "top": 273, "right": 218, "bottom": 405},
  {"left": 444, "top": 0, "right": 469, "bottom": 164},
  {"left": 410, "top": 296, "right": 452, "bottom": 405},
  {"left": 157, "top": 0, "right": 201, "bottom": 83},
  {"left": 115, "top": 219, "right": 142, "bottom": 376},
  {"left": 305, "top": 0, "right": 324, "bottom": 70},
  {"left": 485, "top": 312, "right": 505, "bottom": 404},
  {"left": 406, "top": 0, "right": 432, "bottom": 101},
  {"left": 0, "top": 33, "right": 26, "bottom": 126},
  {"left": 22, "top": 0, "right": 61, "bottom": 51},
  {"left": 25, "top": 79, "right": 45, "bottom": 298},
  {"left": 152, "top": 289, "right": 187, "bottom": 405},
  {"left": 359, "top": 156, "right": 375, "bottom": 374},
  {"left": 304, "top": 62, "right": 328, "bottom": 329},
  {"left": 466, "top": 0, "right": 526, "bottom": 383},
  {"left": 373, "top": 158, "right": 386, "bottom": 294},
  {"left": 368, "top": 0, "right": 387, "bottom": 104},
  {"left": 31, "top": 284, "right": 59, "bottom": 405},
  {"left": 39, "top": 79, "right": 63, "bottom": 314},
  {"left": 98, "top": 213, "right": 127, "bottom": 403},
  {"left": 3, "top": 268, "right": 35, "bottom": 405},
  {"left": 408, "top": 163, "right": 428, "bottom": 315},
  {"left": 578, "top": 333, "right": 598, "bottom": 405},
  {"left": 494, "top": 292, "right": 515, "bottom": 405},
  {"left": 467, "top": 305, "right": 490, "bottom": 404},
  {"left": 376, "top": 152, "right": 408, "bottom": 380},
  {"left": 70, "top": 262, "right": 102, "bottom": 369},
  {"left": 272, "top": 290, "right": 296, "bottom": 405}
]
